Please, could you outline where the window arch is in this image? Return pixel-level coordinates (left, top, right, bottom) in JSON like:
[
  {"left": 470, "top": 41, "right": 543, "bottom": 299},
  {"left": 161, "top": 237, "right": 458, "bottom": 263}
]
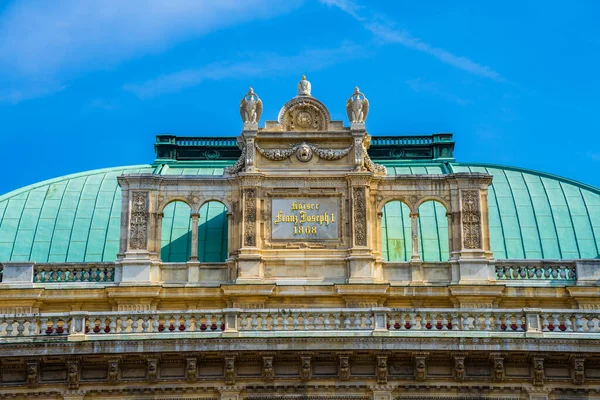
[
  {"left": 198, "top": 201, "right": 228, "bottom": 262},
  {"left": 381, "top": 200, "right": 412, "bottom": 262},
  {"left": 160, "top": 201, "right": 192, "bottom": 262},
  {"left": 417, "top": 200, "right": 449, "bottom": 261}
]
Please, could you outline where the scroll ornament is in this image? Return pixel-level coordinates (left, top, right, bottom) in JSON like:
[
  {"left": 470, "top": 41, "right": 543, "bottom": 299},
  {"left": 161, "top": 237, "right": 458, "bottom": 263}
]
[{"left": 256, "top": 142, "right": 352, "bottom": 163}]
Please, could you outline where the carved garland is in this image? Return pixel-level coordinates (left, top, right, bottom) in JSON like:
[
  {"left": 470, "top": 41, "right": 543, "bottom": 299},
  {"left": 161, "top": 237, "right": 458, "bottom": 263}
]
[
  {"left": 244, "top": 189, "right": 257, "bottom": 247},
  {"left": 129, "top": 191, "right": 149, "bottom": 250},
  {"left": 224, "top": 144, "right": 246, "bottom": 175},
  {"left": 461, "top": 190, "right": 482, "bottom": 249},
  {"left": 353, "top": 187, "right": 367, "bottom": 246},
  {"left": 363, "top": 144, "right": 387, "bottom": 175},
  {"left": 256, "top": 142, "right": 352, "bottom": 163}
]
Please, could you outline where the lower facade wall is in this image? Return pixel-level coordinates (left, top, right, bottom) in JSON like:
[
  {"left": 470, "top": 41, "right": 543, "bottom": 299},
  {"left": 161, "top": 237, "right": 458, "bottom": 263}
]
[{"left": 1, "top": 350, "right": 600, "bottom": 400}]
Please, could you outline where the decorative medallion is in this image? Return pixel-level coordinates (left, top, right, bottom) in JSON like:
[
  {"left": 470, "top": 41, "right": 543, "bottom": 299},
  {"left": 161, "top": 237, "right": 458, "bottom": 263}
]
[{"left": 295, "top": 142, "right": 313, "bottom": 162}]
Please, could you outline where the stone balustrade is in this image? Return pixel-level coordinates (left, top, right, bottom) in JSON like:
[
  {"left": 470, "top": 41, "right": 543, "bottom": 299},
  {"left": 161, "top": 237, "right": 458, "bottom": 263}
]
[
  {"left": 33, "top": 263, "right": 115, "bottom": 283},
  {"left": 0, "top": 308, "right": 599, "bottom": 341},
  {"left": 495, "top": 260, "right": 576, "bottom": 282}
]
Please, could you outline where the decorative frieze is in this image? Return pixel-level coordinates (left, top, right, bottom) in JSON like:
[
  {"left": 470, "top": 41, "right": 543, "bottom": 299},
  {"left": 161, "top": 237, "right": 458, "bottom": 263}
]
[
  {"left": 244, "top": 189, "right": 257, "bottom": 247},
  {"left": 461, "top": 190, "right": 481, "bottom": 249},
  {"left": 353, "top": 187, "right": 367, "bottom": 246},
  {"left": 129, "top": 191, "right": 149, "bottom": 250}
]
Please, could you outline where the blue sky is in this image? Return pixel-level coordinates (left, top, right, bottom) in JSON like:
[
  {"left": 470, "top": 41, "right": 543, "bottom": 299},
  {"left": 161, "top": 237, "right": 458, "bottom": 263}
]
[{"left": 1, "top": 0, "right": 599, "bottom": 195}]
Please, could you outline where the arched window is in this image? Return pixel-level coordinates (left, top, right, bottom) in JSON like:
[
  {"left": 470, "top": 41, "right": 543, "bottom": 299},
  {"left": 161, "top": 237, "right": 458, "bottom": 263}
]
[
  {"left": 417, "top": 200, "right": 449, "bottom": 262},
  {"left": 160, "top": 201, "right": 191, "bottom": 262},
  {"left": 381, "top": 201, "right": 412, "bottom": 262},
  {"left": 198, "top": 201, "right": 228, "bottom": 262}
]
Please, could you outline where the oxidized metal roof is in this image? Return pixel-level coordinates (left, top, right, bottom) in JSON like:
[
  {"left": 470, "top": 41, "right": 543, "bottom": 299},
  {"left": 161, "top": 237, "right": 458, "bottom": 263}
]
[{"left": 0, "top": 161, "right": 599, "bottom": 263}]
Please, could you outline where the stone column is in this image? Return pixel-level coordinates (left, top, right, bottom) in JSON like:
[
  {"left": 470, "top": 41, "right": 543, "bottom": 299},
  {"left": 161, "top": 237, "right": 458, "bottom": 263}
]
[
  {"left": 410, "top": 212, "right": 420, "bottom": 261},
  {"left": 348, "top": 174, "right": 376, "bottom": 283},
  {"left": 236, "top": 176, "right": 263, "bottom": 283},
  {"left": 189, "top": 213, "right": 199, "bottom": 261}
]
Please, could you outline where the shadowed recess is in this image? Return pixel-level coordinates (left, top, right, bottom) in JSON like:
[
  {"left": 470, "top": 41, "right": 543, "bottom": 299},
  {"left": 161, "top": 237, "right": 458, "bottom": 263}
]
[
  {"left": 198, "top": 201, "right": 228, "bottom": 263},
  {"left": 161, "top": 201, "right": 192, "bottom": 262}
]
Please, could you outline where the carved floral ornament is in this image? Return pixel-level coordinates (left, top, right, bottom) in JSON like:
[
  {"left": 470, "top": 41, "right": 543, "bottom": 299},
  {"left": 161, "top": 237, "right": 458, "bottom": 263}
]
[{"left": 256, "top": 142, "right": 352, "bottom": 163}]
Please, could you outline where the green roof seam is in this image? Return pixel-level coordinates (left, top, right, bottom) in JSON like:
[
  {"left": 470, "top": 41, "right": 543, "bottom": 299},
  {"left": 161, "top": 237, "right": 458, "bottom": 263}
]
[
  {"left": 539, "top": 175, "right": 563, "bottom": 259},
  {"left": 45, "top": 182, "right": 68, "bottom": 263},
  {"left": 0, "top": 165, "right": 152, "bottom": 204},
  {"left": 454, "top": 162, "right": 600, "bottom": 196},
  {"left": 483, "top": 167, "right": 508, "bottom": 259},
  {"left": 100, "top": 172, "right": 122, "bottom": 261},
  {"left": 64, "top": 176, "right": 90, "bottom": 262},
  {"left": 83, "top": 172, "right": 108, "bottom": 262},
  {"left": 26, "top": 185, "right": 50, "bottom": 261},
  {"left": 521, "top": 171, "right": 546, "bottom": 259},
  {"left": 579, "top": 187, "right": 600, "bottom": 257},
  {"left": 558, "top": 181, "right": 581, "bottom": 258},
  {"left": 501, "top": 169, "right": 526, "bottom": 258},
  {"left": 8, "top": 190, "right": 31, "bottom": 260}
]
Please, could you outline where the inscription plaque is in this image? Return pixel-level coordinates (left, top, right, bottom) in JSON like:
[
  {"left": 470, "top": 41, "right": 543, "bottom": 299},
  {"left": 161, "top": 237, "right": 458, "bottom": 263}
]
[{"left": 271, "top": 198, "right": 339, "bottom": 240}]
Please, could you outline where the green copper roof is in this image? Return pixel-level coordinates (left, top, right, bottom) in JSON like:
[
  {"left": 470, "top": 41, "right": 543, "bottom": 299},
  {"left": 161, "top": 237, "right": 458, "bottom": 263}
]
[{"left": 1, "top": 159, "right": 599, "bottom": 263}]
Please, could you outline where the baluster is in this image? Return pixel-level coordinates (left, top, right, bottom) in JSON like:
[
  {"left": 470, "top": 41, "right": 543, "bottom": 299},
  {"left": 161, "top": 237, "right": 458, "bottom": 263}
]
[
  {"left": 26, "top": 317, "right": 37, "bottom": 336},
  {"left": 343, "top": 313, "right": 351, "bottom": 330},
  {"left": 534, "top": 266, "right": 543, "bottom": 279},
  {"left": 557, "top": 266, "right": 565, "bottom": 279},
  {"left": 138, "top": 315, "right": 147, "bottom": 333},
  {"left": 83, "top": 269, "right": 90, "bottom": 281},
  {"left": 108, "top": 316, "right": 116, "bottom": 334},
  {"left": 5, "top": 318, "right": 14, "bottom": 336},
  {"left": 251, "top": 314, "right": 258, "bottom": 331},
  {"left": 365, "top": 313, "right": 372, "bottom": 331},
  {"left": 91, "top": 267, "right": 99, "bottom": 282},
  {"left": 152, "top": 316, "right": 159, "bottom": 333},
  {"left": 324, "top": 313, "right": 331, "bottom": 330},
  {"left": 541, "top": 314, "right": 549, "bottom": 331},
  {"left": 574, "top": 314, "right": 583, "bottom": 332},
  {"left": 15, "top": 318, "right": 25, "bottom": 337},
  {"left": 527, "top": 266, "right": 535, "bottom": 279},
  {"left": 519, "top": 266, "right": 527, "bottom": 279},
  {"left": 98, "top": 267, "right": 106, "bottom": 282},
  {"left": 259, "top": 313, "right": 267, "bottom": 331},
  {"left": 409, "top": 313, "right": 417, "bottom": 330},
  {"left": 388, "top": 314, "right": 396, "bottom": 330},
  {"left": 552, "top": 314, "right": 560, "bottom": 331},
  {"left": 184, "top": 314, "right": 191, "bottom": 332},
  {"left": 564, "top": 315, "right": 573, "bottom": 332},
  {"left": 451, "top": 314, "right": 459, "bottom": 331},
  {"left": 334, "top": 313, "right": 341, "bottom": 330},
  {"left": 303, "top": 313, "right": 310, "bottom": 331},
  {"left": 516, "top": 315, "right": 525, "bottom": 332},
  {"left": 462, "top": 314, "right": 470, "bottom": 331},
  {"left": 132, "top": 315, "right": 139, "bottom": 333},
  {"left": 99, "top": 318, "right": 106, "bottom": 334},
  {"left": 483, "top": 313, "right": 491, "bottom": 331},
  {"left": 120, "top": 316, "right": 129, "bottom": 334},
  {"left": 106, "top": 267, "right": 114, "bottom": 282},
  {"left": 551, "top": 267, "right": 559, "bottom": 279},
  {"left": 587, "top": 315, "right": 596, "bottom": 333},
  {"left": 493, "top": 313, "right": 502, "bottom": 331},
  {"left": 353, "top": 313, "right": 361, "bottom": 330}
]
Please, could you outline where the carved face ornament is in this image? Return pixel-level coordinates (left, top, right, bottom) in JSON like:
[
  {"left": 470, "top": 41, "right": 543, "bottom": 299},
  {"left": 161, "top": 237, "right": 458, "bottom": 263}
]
[{"left": 296, "top": 143, "right": 313, "bottom": 162}]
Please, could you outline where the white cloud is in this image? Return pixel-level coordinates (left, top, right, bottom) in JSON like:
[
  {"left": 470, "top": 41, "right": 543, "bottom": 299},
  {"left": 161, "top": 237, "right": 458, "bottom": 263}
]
[
  {"left": 0, "top": 0, "right": 299, "bottom": 101},
  {"left": 321, "top": 0, "right": 504, "bottom": 82},
  {"left": 406, "top": 78, "right": 471, "bottom": 106},
  {"left": 124, "top": 42, "right": 363, "bottom": 98}
]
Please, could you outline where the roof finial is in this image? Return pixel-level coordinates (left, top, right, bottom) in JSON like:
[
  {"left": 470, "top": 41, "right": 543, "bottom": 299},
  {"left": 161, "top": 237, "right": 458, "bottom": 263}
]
[{"left": 297, "top": 75, "right": 311, "bottom": 96}]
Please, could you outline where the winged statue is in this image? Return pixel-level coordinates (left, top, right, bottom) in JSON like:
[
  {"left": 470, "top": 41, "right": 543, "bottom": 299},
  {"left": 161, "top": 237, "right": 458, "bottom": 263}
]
[
  {"left": 346, "top": 86, "right": 369, "bottom": 124},
  {"left": 240, "top": 87, "right": 262, "bottom": 124}
]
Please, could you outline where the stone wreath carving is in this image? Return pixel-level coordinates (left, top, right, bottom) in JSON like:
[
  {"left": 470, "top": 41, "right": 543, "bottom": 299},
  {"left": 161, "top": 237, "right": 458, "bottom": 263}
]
[{"left": 256, "top": 142, "right": 352, "bottom": 163}]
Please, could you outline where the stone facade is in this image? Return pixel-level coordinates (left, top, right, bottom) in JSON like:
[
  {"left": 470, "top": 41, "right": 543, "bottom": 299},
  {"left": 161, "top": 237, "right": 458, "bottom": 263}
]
[{"left": 1, "top": 78, "right": 600, "bottom": 399}]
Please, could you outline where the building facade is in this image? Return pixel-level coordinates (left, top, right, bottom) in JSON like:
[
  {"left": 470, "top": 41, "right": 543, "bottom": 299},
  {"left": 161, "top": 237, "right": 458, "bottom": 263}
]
[{"left": 0, "top": 78, "right": 600, "bottom": 399}]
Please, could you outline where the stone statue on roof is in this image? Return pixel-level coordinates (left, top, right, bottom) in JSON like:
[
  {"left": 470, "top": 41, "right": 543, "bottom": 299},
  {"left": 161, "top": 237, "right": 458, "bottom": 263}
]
[
  {"left": 346, "top": 86, "right": 369, "bottom": 124},
  {"left": 240, "top": 87, "right": 262, "bottom": 124},
  {"left": 297, "top": 75, "right": 311, "bottom": 96}
]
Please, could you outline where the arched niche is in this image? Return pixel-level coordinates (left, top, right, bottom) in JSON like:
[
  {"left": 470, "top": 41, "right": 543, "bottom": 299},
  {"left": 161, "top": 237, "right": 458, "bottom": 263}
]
[
  {"left": 417, "top": 200, "right": 449, "bottom": 262},
  {"left": 381, "top": 200, "right": 412, "bottom": 262},
  {"left": 198, "top": 201, "right": 228, "bottom": 262},
  {"left": 160, "top": 201, "right": 192, "bottom": 262}
]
